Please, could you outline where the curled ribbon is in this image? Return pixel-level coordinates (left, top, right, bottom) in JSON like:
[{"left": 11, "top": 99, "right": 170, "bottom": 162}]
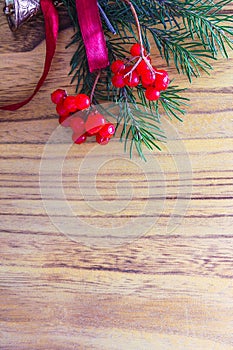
[{"left": 0, "top": 0, "right": 109, "bottom": 111}]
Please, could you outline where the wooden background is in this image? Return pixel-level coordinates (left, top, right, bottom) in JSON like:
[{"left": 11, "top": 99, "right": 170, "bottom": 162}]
[{"left": 0, "top": 4, "right": 233, "bottom": 350}]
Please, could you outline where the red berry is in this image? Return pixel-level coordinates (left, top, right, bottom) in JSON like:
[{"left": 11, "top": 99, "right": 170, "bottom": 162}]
[
  {"left": 99, "top": 123, "right": 115, "bottom": 138},
  {"left": 124, "top": 71, "right": 140, "bottom": 87},
  {"left": 96, "top": 134, "right": 110, "bottom": 145},
  {"left": 145, "top": 88, "right": 160, "bottom": 101},
  {"left": 59, "top": 114, "right": 72, "bottom": 127},
  {"left": 154, "top": 70, "right": 169, "bottom": 91},
  {"left": 136, "top": 58, "right": 151, "bottom": 76},
  {"left": 72, "top": 132, "right": 87, "bottom": 144},
  {"left": 122, "top": 65, "right": 133, "bottom": 75},
  {"left": 141, "top": 69, "right": 156, "bottom": 86},
  {"left": 70, "top": 116, "right": 85, "bottom": 135},
  {"left": 141, "top": 80, "right": 151, "bottom": 89},
  {"left": 85, "top": 113, "right": 106, "bottom": 135},
  {"left": 112, "top": 74, "right": 125, "bottom": 88},
  {"left": 56, "top": 101, "right": 70, "bottom": 118},
  {"left": 51, "top": 89, "right": 67, "bottom": 104},
  {"left": 63, "top": 96, "right": 78, "bottom": 113},
  {"left": 75, "top": 94, "right": 91, "bottom": 110},
  {"left": 130, "top": 43, "right": 145, "bottom": 57},
  {"left": 111, "top": 60, "right": 125, "bottom": 74}
]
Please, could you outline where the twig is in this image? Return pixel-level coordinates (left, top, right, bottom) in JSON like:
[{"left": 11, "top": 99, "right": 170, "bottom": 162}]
[
  {"left": 90, "top": 70, "right": 101, "bottom": 103},
  {"left": 121, "top": 0, "right": 163, "bottom": 77},
  {"left": 122, "top": 0, "right": 144, "bottom": 55}
]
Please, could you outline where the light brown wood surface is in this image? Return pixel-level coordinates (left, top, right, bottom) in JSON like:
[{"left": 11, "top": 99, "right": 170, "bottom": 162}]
[{"left": 0, "top": 5, "right": 233, "bottom": 350}]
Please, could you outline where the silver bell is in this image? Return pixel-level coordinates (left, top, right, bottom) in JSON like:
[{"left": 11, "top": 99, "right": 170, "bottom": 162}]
[{"left": 3, "top": 0, "right": 40, "bottom": 31}]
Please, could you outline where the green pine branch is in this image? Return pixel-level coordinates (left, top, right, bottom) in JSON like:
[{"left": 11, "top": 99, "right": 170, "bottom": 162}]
[
  {"left": 61, "top": 0, "right": 232, "bottom": 158},
  {"left": 100, "top": 0, "right": 233, "bottom": 78}
]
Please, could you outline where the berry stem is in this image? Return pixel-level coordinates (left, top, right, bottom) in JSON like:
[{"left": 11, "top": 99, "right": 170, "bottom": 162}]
[
  {"left": 90, "top": 70, "right": 101, "bottom": 103},
  {"left": 122, "top": 0, "right": 144, "bottom": 56},
  {"left": 124, "top": 57, "right": 142, "bottom": 77},
  {"left": 121, "top": 0, "right": 160, "bottom": 76}
]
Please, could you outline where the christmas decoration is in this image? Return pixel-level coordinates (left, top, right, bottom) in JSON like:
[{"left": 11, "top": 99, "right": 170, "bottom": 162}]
[
  {"left": 51, "top": 88, "right": 115, "bottom": 146},
  {"left": 3, "top": 0, "right": 40, "bottom": 30},
  {"left": 2, "top": 0, "right": 233, "bottom": 159}
]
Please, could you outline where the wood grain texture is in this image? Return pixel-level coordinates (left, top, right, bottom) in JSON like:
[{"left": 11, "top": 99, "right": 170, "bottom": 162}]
[{"left": 0, "top": 4, "right": 233, "bottom": 350}]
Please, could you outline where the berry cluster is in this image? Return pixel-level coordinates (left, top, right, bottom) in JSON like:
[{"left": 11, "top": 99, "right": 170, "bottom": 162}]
[
  {"left": 51, "top": 89, "right": 115, "bottom": 145},
  {"left": 111, "top": 43, "right": 169, "bottom": 101}
]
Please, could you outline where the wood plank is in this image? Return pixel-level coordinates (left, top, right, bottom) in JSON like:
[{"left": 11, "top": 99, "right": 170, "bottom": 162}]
[{"left": 0, "top": 3, "right": 233, "bottom": 349}]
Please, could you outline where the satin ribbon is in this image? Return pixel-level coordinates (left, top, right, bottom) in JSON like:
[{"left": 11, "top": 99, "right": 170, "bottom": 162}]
[
  {"left": 0, "top": 0, "right": 109, "bottom": 111},
  {"left": 0, "top": 0, "right": 58, "bottom": 111},
  {"left": 76, "top": 0, "right": 109, "bottom": 72}
]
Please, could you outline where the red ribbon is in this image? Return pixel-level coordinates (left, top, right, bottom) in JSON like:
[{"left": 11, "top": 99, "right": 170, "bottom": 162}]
[
  {"left": 0, "top": 0, "right": 109, "bottom": 111},
  {"left": 76, "top": 0, "right": 109, "bottom": 72},
  {"left": 0, "top": 0, "right": 58, "bottom": 111}
]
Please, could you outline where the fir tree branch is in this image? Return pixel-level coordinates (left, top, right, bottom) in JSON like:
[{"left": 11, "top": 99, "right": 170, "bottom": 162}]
[
  {"left": 100, "top": 0, "right": 233, "bottom": 78},
  {"left": 62, "top": 0, "right": 232, "bottom": 158}
]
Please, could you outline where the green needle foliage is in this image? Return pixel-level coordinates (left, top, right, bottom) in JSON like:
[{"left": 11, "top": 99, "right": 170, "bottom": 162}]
[{"left": 62, "top": 0, "right": 233, "bottom": 159}]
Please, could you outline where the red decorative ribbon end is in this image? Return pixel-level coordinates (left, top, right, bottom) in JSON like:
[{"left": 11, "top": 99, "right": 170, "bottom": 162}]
[
  {"left": 0, "top": 0, "right": 109, "bottom": 111},
  {"left": 0, "top": 0, "right": 59, "bottom": 111},
  {"left": 76, "top": 0, "right": 109, "bottom": 72}
]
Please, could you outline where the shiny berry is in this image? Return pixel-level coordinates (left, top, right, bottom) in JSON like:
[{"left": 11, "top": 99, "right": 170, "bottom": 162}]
[
  {"left": 72, "top": 132, "right": 87, "bottom": 144},
  {"left": 85, "top": 113, "right": 106, "bottom": 135},
  {"left": 112, "top": 74, "right": 125, "bottom": 88},
  {"left": 136, "top": 58, "right": 151, "bottom": 76},
  {"left": 75, "top": 94, "right": 91, "bottom": 110},
  {"left": 141, "top": 70, "right": 156, "bottom": 86},
  {"left": 99, "top": 123, "right": 115, "bottom": 138},
  {"left": 141, "top": 80, "right": 151, "bottom": 89},
  {"left": 63, "top": 96, "right": 78, "bottom": 113},
  {"left": 124, "top": 71, "right": 140, "bottom": 87},
  {"left": 56, "top": 101, "right": 70, "bottom": 118},
  {"left": 51, "top": 89, "right": 67, "bottom": 104},
  {"left": 122, "top": 65, "right": 133, "bottom": 76},
  {"left": 145, "top": 88, "right": 160, "bottom": 101},
  {"left": 130, "top": 43, "right": 145, "bottom": 57},
  {"left": 70, "top": 116, "right": 85, "bottom": 135},
  {"left": 96, "top": 134, "right": 110, "bottom": 145},
  {"left": 59, "top": 114, "right": 72, "bottom": 127},
  {"left": 111, "top": 60, "right": 125, "bottom": 73},
  {"left": 154, "top": 70, "right": 169, "bottom": 91}
]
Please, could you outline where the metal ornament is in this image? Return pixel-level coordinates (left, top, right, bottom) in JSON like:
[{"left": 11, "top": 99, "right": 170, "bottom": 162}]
[{"left": 3, "top": 0, "right": 40, "bottom": 31}]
